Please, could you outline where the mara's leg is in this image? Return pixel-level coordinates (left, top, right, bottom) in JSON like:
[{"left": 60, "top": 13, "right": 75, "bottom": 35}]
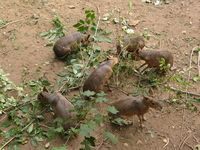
[
  {"left": 142, "top": 115, "right": 146, "bottom": 121},
  {"left": 137, "top": 115, "right": 143, "bottom": 127}
]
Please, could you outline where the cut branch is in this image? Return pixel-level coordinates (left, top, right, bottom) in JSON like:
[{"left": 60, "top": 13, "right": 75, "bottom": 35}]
[
  {"left": 109, "top": 85, "right": 130, "bottom": 96},
  {"left": 167, "top": 86, "right": 200, "bottom": 97}
]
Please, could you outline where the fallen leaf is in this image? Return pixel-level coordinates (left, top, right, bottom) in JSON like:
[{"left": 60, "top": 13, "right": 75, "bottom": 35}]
[
  {"left": 129, "top": 20, "right": 140, "bottom": 27},
  {"left": 68, "top": 5, "right": 75, "bottom": 9}
]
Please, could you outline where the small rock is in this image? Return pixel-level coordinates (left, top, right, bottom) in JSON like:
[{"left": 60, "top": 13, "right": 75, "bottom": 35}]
[
  {"left": 163, "top": 138, "right": 168, "bottom": 144},
  {"left": 102, "top": 13, "right": 110, "bottom": 21},
  {"left": 123, "top": 143, "right": 129, "bottom": 147},
  {"left": 136, "top": 140, "right": 142, "bottom": 145},
  {"left": 122, "top": 26, "right": 128, "bottom": 30},
  {"left": 45, "top": 142, "right": 50, "bottom": 148},
  {"left": 68, "top": 5, "right": 75, "bottom": 9},
  {"left": 128, "top": 12, "right": 133, "bottom": 16},
  {"left": 113, "top": 18, "right": 119, "bottom": 24},
  {"left": 126, "top": 29, "right": 135, "bottom": 34},
  {"left": 182, "top": 31, "right": 186, "bottom": 34},
  {"left": 194, "top": 144, "right": 200, "bottom": 150},
  {"left": 32, "top": 14, "right": 40, "bottom": 19},
  {"left": 129, "top": 20, "right": 140, "bottom": 27}
]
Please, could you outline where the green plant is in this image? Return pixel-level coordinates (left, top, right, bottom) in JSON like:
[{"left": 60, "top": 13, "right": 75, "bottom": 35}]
[
  {"left": 0, "top": 20, "right": 6, "bottom": 28},
  {"left": 65, "top": 91, "right": 118, "bottom": 150},
  {"left": 73, "top": 10, "right": 96, "bottom": 33},
  {"left": 0, "top": 68, "right": 24, "bottom": 114},
  {"left": 56, "top": 10, "right": 114, "bottom": 92},
  {"left": 40, "top": 17, "right": 65, "bottom": 46},
  {"left": 142, "top": 32, "right": 151, "bottom": 40},
  {"left": 159, "top": 58, "right": 171, "bottom": 72}
]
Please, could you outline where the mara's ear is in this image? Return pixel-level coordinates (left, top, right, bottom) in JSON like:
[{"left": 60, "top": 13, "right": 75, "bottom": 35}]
[
  {"left": 43, "top": 87, "right": 48, "bottom": 92},
  {"left": 37, "top": 92, "right": 45, "bottom": 101},
  {"left": 135, "top": 49, "right": 139, "bottom": 54},
  {"left": 108, "top": 55, "right": 114, "bottom": 60},
  {"left": 86, "top": 34, "right": 90, "bottom": 41},
  {"left": 39, "top": 92, "right": 45, "bottom": 98}
]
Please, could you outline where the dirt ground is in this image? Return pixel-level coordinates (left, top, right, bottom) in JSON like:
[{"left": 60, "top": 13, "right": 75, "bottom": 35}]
[{"left": 0, "top": 0, "right": 200, "bottom": 150}]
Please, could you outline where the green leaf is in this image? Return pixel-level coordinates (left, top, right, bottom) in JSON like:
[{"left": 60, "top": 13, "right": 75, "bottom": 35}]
[
  {"left": 1, "top": 120, "right": 12, "bottom": 128},
  {"left": 45, "top": 42, "right": 54, "bottom": 46},
  {"left": 27, "top": 123, "right": 34, "bottom": 133},
  {"left": 57, "top": 71, "right": 67, "bottom": 77},
  {"left": 80, "top": 19, "right": 85, "bottom": 24},
  {"left": 8, "top": 145, "right": 20, "bottom": 150},
  {"left": 192, "top": 76, "right": 200, "bottom": 82},
  {"left": 195, "top": 99, "right": 200, "bottom": 103},
  {"left": 79, "top": 124, "right": 93, "bottom": 138},
  {"left": 73, "top": 23, "right": 81, "bottom": 28},
  {"left": 112, "top": 118, "right": 129, "bottom": 126},
  {"left": 5, "top": 127, "right": 19, "bottom": 138},
  {"left": 0, "top": 20, "right": 6, "bottom": 27},
  {"left": 52, "top": 146, "right": 68, "bottom": 150},
  {"left": 45, "top": 142, "right": 50, "bottom": 148},
  {"left": 82, "top": 91, "right": 96, "bottom": 97},
  {"left": 40, "top": 31, "right": 50, "bottom": 37},
  {"left": 16, "top": 136, "right": 27, "bottom": 144},
  {"left": 80, "top": 121, "right": 96, "bottom": 138},
  {"left": 95, "top": 97, "right": 107, "bottom": 103},
  {"left": 94, "top": 35, "right": 112, "bottom": 43},
  {"left": 31, "top": 137, "right": 39, "bottom": 147},
  {"left": 96, "top": 92, "right": 106, "bottom": 97},
  {"left": 104, "top": 132, "right": 118, "bottom": 144},
  {"left": 36, "top": 115, "right": 44, "bottom": 120},
  {"left": 107, "top": 106, "right": 119, "bottom": 114},
  {"left": 80, "top": 136, "right": 96, "bottom": 150},
  {"left": 54, "top": 127, "right": 64, "bottom": 133},
  {"left": 128, "top": 1, "right": 133, "bottom": 8},
  {"left": 94, "top": 113, "right": 104, "bottom": 125}
]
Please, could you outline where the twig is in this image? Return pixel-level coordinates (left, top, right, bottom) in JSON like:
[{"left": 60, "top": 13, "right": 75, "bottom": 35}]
[
  {"left": 193, "top": 134, "right": 200, "bottom": 143},
  {"left": 0, "top": 19, "right": 24, "bottom": 29},
  {"left": 38, "top": 123, "right": 50, "bottom": 129},
  {"left": 186, "top": 47, "right": 196, "bottom": 99},
  {"left": 157, "top": 133, "right": 175, "bottom": 150},
  {"left": 57, "top": 83, "right": 81, "bottom": 93},
  {"left": 167, "top": 86, "right": 200, "bottom": 97},
  {"left": 0, "top": 120, "right": 34, "bottom": 150},
  {"left": 163, "top": 137, "right": 169, "bottom": 148},
  {"left": 1, "top": 99, "right": 38, "bottom": 115},
  {"left": 109, "top": 85, "right": 130, "bottom": 96},
  {"left": 94, "top": 6, "right": 101, "bottom": 37},
  {"left": 179, "top": 132, "right": 192, "bottom": 150},
  {"left": 65, "top": 123, "right": 80, "bottom": 145},
  {"left": 95, "top": 138, "right": 107, "bottom": 150},
  {"left": 0, "top": 115, "right": 7, "bottom": 123},
  {"left": 185, "top": 142, "right": 193, "bottom": 150}
]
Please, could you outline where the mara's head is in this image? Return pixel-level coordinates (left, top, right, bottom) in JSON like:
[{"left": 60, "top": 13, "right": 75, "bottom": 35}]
[
  {"left": 37, "top": 87, "right": 49, "bottom": 104},
  {"left": 143, "top": 96, "right": 162, "bottom": 111},
  {"left": 81, "top": 34, "right": 91, "bottom": 46},
  {"left": 107, "top": 55, "right": 119, "bottom": 66},
  {"left": 137, "top": 36, "right": 145, "bottom": 50}
]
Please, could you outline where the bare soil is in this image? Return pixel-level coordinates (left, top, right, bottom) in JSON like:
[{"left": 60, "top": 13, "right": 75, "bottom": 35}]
[{"left": 0, "top": 0, "right": 200, "bottom": 150}]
